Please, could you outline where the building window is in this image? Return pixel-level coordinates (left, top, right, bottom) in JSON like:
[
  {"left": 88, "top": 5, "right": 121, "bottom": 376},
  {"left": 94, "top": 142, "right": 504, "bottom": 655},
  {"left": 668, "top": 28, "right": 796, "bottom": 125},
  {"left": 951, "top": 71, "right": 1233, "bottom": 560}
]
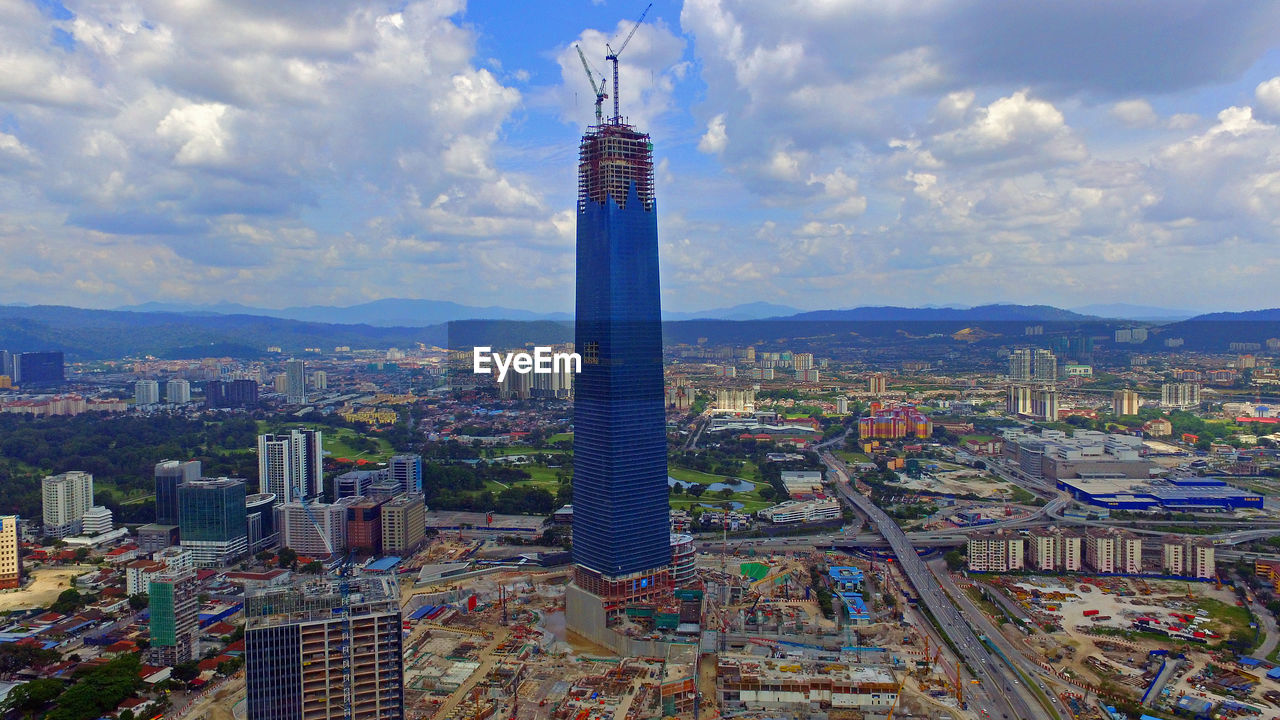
[{"left": 584, "top": 341, "right": 600, "bottom": 365}]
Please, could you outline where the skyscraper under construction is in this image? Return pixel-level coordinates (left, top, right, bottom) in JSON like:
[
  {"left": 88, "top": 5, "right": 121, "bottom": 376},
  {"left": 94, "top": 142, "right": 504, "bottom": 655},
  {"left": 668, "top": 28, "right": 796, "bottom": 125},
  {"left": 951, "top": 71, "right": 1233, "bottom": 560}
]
[
  {"left": 565, "top": 111, "right": 673, "bottom": 638},
  {"left": 244, "top": 576, "right": 404, "bottom": 720}
]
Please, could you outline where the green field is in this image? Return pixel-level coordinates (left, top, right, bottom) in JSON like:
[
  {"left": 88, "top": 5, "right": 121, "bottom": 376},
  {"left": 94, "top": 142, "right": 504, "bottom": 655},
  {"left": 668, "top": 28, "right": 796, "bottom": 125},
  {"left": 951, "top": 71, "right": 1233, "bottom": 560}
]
[
  {"left": 667, "top": 466, "right": 773, "bottom": 512},
  {"left": 548, "top": 432, "right": 573, "bottom": 444},
  {"left": 834, "top": 450, "right": 871, "bottom": 464},
  {"left": 256, "top": 421, "right": 396, "bottom": 463}
]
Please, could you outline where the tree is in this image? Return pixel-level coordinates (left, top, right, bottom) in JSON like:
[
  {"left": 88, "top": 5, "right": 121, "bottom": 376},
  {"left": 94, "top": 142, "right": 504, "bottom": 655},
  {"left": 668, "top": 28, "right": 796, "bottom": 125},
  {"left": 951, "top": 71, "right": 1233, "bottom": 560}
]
[
  {"left": 944, "top": 550, "right": 965, "bottom": 571},
  {"left": 171, "top": 660, "right": 201, "bottom": 683},
  {"left": 4, "top": 678, "right": 63, "bottom": 716},
  {"left": 255, "top": 550, "right": 274, "bottom": 564},
  {"left": 51, "top": 588, "right": 83, "bottom": 614},
  {"left": 127, "top": 593, "right": 148, "bottom": 611},
  {"left": 301, "top": 560, "right": 324, "bottom": 575},
  {"left": 277, "top": 547, "right": 298, "bottom": 570}
]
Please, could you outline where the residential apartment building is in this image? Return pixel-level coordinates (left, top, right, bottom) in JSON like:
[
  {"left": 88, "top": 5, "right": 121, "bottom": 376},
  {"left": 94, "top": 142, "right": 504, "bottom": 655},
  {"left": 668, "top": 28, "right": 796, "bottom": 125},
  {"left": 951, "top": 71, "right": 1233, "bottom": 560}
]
[
  {"left": 245, "top": 576, "right": 404, "bottom": 720},
  {"left": 1161, "top": 382, "right": 1201, "bottom": 410},
  {"left": 258, "top": 429, "right": 324, "bottom": 502},
  {"left": 1113, "top": 389, "right": 1141, "bottom": 416},
  {"left": 166, "top": 378, "right": 191, "bottom": 404},
  {"left": 42, "top": 470, "right": 94, "bottom": 539},
  {"left": 1086, "top": 527, "right": 1141, "bottom": 574},
  {"left": 1026, "top": 527, "right": 1082, "bottom": 572},
  {"left": 1162, "top": 536, "right": 1215, "bottom": 579},
  {"left": 275, "top": 501, "right": 347, "bottom": 559},
  {"left": 0, "top": 516, "right": 21, "bottom": 589},
  {"left": 966, "top": 531, "right": 1025, "bottom": 572},
  {"left": 134, "top": 379, "right": 160, "bottom": 405}
]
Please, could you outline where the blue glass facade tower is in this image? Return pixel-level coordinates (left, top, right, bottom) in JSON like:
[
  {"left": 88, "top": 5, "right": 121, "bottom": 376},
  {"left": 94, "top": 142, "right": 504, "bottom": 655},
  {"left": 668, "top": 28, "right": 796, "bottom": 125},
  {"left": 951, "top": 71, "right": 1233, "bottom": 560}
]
[{"left": 571, "top": 122, "right": 671, "bottom": 581}]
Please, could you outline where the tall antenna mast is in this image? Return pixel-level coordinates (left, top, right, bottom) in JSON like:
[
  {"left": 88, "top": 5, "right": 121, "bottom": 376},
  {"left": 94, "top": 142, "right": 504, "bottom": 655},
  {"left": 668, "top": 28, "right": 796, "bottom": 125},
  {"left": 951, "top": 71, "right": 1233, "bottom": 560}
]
[{"left": 604, "top": 3, "right": 652, "bottom": 125}]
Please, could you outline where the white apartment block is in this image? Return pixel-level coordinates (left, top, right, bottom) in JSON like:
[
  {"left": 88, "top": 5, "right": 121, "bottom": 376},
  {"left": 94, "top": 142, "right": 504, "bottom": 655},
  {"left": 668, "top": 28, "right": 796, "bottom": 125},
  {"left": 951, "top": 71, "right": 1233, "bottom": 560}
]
[
  {"left": 275, "top": 501, "right": 346, "bottom": 558},
  {"left": 966, "top": 532, "right": 1025, "bottom": 572},
  {"left": 42, "top": 471, "right": 94, "bottom": 539},
  {"left": 1086, "top": 528, "right": 1141, "bottom": 574},
  {"left": 1162, "top": 537, "right": 1215, "bottom": 579},
  {"left": 1027, "top": 527, "right": 1083, "bottom": 572}
]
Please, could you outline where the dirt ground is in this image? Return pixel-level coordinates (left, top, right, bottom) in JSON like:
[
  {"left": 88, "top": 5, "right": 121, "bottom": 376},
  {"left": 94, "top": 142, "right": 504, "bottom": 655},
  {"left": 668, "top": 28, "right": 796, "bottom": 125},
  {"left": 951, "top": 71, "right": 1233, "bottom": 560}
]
[{"left": 0, "top": 565, "right": 97, "bottom": 611}]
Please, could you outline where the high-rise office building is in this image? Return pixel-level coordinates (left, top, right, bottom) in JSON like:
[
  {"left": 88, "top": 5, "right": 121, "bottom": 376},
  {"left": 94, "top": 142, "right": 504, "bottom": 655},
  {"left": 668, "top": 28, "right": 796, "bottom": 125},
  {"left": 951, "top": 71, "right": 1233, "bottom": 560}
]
[
  {"left": 284, "top": 359, "right": 306, "bottom": 404},
  {"left": 344, "top": 497, "right": 386, "bottom": 555},
  {"left": 1112, "top": 389, "right": 1141, "bottom": 416},
  {"left": 0, "top": 351, "right": 12, "bottom": 380},
  {"left": 245, "top": 492, "right": 278, "bottom": 552},
  {"left": 149, "top": 568, "right": 199, "bottom": 666},
  {"left": 311, "top": 370, "right": 327, "bottom": 390},
  {"left": 380, "top": 493, "right": 426, "bottom": 555},
  {"left": 566, "top": 114, "right": 671, "bottom": 636},
  {"left": 155, "top": 460, "right": 202, "bottom": 527},
  {"left": 166, "top": 378, "right": 191, "bottom": 404},
  {"left": 0, "top": 516, "right": 21, "bottom": 589},
  {"left": 388, "top": 455, "right": 422, "bottom": 495},
  {"left": 134, "top": 379, "right": 160, "bottom": 405},
  {"left": 244, "top": 576, "right": 404, "bottom": 720},
  {"left": 42, "top": 470, "right": 94, "bottom": 539},
  {"left": 13, "top": 351, "right": 64, "bottom": 385},
  {"left": 81, "top": 505, "right": 113, "bottom": 535},
  {"left": 178, "top": 478, "right": 248, "bottom": 567},
  {"left": 258, "top": 429, "right": 324, "bottom": 502}
]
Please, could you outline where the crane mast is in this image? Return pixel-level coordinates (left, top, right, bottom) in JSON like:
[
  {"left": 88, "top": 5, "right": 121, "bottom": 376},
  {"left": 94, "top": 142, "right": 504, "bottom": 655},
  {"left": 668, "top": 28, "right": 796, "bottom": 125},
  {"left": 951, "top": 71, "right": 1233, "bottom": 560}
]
[{"left": 604, "top": 3, "right": 651, "bottom": 124}]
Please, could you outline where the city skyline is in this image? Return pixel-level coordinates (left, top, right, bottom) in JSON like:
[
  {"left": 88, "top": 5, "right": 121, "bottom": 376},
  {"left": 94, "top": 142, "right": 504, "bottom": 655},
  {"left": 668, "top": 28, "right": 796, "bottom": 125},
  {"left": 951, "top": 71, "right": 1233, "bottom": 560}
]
[{"left": 2, "top": 2, "right": 1279, "bottom": 314}]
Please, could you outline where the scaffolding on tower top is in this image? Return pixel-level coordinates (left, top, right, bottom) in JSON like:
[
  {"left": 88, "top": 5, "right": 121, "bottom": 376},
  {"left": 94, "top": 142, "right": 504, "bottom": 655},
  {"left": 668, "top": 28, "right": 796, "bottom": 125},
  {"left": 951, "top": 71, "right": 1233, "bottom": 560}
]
[{"left": 578, "top": 123, "right": 654, "bottom": 213}]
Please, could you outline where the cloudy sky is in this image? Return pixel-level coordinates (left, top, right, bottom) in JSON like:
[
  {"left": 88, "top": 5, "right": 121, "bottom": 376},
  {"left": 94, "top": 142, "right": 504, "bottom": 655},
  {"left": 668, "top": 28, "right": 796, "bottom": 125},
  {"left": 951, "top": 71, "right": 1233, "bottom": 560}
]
[{"left": 3, "top": 0, "right": 1280, "bottom": 313}]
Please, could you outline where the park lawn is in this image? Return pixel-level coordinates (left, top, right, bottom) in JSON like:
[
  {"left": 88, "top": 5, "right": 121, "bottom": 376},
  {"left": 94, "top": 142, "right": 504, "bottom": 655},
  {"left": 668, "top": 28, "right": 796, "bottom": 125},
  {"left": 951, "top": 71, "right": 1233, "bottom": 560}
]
[
  {"left": 255, "top": 421, "right": 396, "bottom": 462},
  {"left": 548, "top": 432, "right": 574, "bottom": 444},
  {"left": 1197, "top": 597, "right": 1253, "bottom": 634},
  {"left": 668, "top": 467, "right": 733, "bottom": 485},
  {"left": 489, "top": 445, "right": 569, "bottom": 457},
  {"left": 519, "top": 465, "right": 564, "bottom": 491},
  {"left": 670, "top": 497, "right": 772, "bottom": 513},
  {"left": 834, "top": 450, "right": 871, "bottom": 463},
  {"left": 960, "top": 434, "right": 996, "bottom": 444},
  {"left": 324, "top": 429, "right": 395, "bottom": 463}
]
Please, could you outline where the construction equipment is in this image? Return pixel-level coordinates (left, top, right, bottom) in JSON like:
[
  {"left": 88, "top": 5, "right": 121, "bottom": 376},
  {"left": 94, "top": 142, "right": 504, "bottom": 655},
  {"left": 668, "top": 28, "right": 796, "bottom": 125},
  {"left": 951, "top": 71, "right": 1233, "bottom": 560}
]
[
  {"left": 885, "top": 678, "right": 906, "bottom": 720},
  {"left": 575, "top": 45, "right": 609, "bottom": 125},
  {"left": 604, "top": 3, "right": 651, "bottom": 124}
]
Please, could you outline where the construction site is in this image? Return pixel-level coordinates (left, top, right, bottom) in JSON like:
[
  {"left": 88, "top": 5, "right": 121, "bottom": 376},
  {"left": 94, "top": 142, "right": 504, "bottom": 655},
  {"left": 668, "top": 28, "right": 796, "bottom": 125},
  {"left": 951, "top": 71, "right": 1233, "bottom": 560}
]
[{"left": 385, "top": 532, "right": 1014, "bottom": 720}]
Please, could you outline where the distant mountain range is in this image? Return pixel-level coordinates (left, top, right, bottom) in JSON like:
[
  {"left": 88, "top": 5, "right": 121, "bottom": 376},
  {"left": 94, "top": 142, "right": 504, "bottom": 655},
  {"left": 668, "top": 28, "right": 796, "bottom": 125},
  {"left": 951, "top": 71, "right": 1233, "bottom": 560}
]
[
  {"left": 1070, "top": 303, "right": 1200, "bottom": 322},
  {"left": 0, "top": 301, "right": 1272, "bottom": 360},
  {"left": 117, "top": 299, "right": 806, "bottom": 325}
]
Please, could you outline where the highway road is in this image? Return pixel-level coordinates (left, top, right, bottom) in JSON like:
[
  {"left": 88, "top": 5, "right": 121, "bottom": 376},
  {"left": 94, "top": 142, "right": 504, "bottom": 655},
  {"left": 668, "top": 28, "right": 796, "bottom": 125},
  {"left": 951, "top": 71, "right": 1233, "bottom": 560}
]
[{"left": 822, "top": 449, "right": 1052, "bottom": 720}]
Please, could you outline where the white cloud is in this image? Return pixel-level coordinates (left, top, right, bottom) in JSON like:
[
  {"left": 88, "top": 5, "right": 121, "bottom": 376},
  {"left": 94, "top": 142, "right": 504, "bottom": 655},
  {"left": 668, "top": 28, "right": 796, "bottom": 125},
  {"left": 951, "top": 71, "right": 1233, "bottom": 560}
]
[
  {"left": 698, "top": 113, "right": 728, "bottom": 154},
  {"left": 1110, "top": 99, "right": 1158, "bottom": 128},
  {"left": 1255, "top": 76, "right": 1280, "bottom": 121}
]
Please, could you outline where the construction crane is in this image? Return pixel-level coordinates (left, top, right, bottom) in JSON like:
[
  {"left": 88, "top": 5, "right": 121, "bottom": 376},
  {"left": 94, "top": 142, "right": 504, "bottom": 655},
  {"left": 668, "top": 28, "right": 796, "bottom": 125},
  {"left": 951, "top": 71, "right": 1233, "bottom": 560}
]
[
  {"left": 604, "top": 3, "right": 651, "bottom": 124},
  {"left": 575, "top": 44, "right": 608, "bottom": 125}
]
